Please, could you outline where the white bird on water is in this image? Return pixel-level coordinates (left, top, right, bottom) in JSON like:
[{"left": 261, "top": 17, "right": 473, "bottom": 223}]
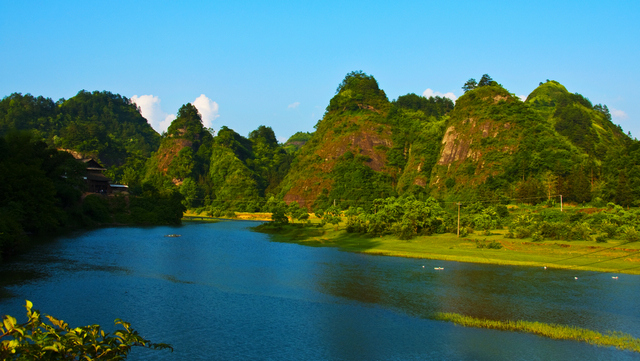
[{"left": 574, "top": 277, "right": 578, "bottom": 280}]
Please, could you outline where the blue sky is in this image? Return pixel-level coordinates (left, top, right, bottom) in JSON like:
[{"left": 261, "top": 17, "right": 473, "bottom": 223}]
[{"left": 2, "top": 1, "right": 639, "bottom": 141}]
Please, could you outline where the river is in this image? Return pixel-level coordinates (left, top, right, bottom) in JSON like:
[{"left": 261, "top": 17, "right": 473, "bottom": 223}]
[{"left": 1, "top": 221, "right": 638, "bottom": 360}]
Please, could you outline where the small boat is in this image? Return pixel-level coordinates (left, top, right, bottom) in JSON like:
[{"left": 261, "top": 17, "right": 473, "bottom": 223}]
[
  {"left": 434, "top": 267, "right": 444, "bottom": 270},
  {"left": 612, "top": 276, "right": 618, "bottom": 279},
  {"left": 165, "top": 234, "right": 181, "bottom": 237}
]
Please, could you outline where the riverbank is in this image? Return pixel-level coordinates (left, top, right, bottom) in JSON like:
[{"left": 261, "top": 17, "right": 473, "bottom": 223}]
[
  {"left": 255, "top": 223, "right": 640, "bottom": 275},
  {"left": 183, "top": 210, "right": 273, "bottom": 221}
]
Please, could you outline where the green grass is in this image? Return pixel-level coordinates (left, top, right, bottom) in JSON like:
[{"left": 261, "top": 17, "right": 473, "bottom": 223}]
[
  {"left": 434, "top": 312, "right": 640, "bottom": 353},
  {"left": 255, "top": 223, "right": 640, "bottom": 275}
]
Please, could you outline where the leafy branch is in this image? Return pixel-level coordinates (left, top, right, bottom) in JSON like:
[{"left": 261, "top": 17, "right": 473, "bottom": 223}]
[{"left": 1, "top": 300, "right": 172, "bottom": 360}]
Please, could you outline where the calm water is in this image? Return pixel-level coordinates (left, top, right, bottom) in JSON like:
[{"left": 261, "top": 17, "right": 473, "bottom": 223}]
[{"left": 1, "top": 221, "right": 638, "bottom": 360}]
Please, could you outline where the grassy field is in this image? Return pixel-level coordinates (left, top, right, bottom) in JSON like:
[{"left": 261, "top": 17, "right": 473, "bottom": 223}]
[{"left": 256, "top": 221, "right": 640, "bottom": 275}]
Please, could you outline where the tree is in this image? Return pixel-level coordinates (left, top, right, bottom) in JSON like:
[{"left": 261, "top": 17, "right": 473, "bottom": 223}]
[
  {"left": 179, "top": 177, "right": 200, "bottom": 208},
  {"left": 321, "top": 205, "right": 342, "bottom": 230},
  {"left": 542, "top": 171, "right": 558, "bottom": 200},
  {"left": 615, "top": 169, "right": 632, "bottom": 207},
  {"left": 462, "top": 78, "right": 477, "bottom": 92},
  {"left": 0, "top": 301, "right": 171, "bottom": 360},
  {"left": 478, "top": 74, "right": 496, "bottom": 87},
  {"left": 166, "top": 103, "right": 205, "bottom": 140},
  {"left": 286, "top": 201, "right": 309, "bottom": 224},
  {"left": 326, "top": 71, "right": 389, "bottom": 113},
  {"left": 169, "top": 147, "right": 195, "bottom": 180},
  {"left": 271, "top": 207, "right": 289, "bottom": 225}
]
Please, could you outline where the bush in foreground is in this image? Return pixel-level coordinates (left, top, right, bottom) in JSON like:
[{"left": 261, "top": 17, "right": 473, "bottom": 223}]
[{"left": 1, "top": 301, "right": 171, "bottom": 360}]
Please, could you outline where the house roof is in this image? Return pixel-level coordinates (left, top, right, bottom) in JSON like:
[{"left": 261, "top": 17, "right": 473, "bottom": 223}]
[{"left": 81, "top": 158, "right": 106, "bottom": 170}]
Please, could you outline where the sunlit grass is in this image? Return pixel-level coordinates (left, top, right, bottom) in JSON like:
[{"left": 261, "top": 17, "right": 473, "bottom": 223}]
[
  {"left": 255, "top": 220, "right": 640, "bottom": 275},
  {"left": 434, "top": 312, "right": 640, "bottom": 353}
]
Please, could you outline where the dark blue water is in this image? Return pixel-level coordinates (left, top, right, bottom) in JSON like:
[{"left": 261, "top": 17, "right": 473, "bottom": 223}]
[{"left": 1, "top": 221, "right": 638, "bottom": 360}]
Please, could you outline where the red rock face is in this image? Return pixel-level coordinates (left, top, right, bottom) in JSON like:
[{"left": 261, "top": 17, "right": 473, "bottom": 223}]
[
  {"left": 282, "top": 114, "right": 395, "bottom": 208},
  {"left": 156, "top": 138, "right": 193, "bottom": 173}
]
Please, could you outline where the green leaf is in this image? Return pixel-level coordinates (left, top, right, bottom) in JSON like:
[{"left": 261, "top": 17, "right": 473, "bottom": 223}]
[{"left": 3, "top": 316, "right": 16, "bottom": 331}]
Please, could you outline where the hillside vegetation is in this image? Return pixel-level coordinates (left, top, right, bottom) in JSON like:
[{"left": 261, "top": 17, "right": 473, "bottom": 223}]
[{"left": 1, "top": 71, "right": 638, "bottom": 224}]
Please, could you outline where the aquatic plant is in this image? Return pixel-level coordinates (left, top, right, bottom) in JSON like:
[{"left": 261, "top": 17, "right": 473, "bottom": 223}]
[{"left": 434, "top": 312, "right": 640, "bottom": 353}]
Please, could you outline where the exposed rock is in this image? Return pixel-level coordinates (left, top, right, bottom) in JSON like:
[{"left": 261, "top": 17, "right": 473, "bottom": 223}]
[{"left": 438, "top": 126, "right": 472, "bottom": 165}]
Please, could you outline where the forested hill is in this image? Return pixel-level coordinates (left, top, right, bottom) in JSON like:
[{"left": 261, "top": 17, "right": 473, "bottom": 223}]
[
  {"left": 0, "top": 72, "right": 638, "bottom": 215},
  {"left": 278, "top": 73, "right": 635, "bottom": 209},
  {"left": 277, "top": 71, "right": 454, "bottom": 209},
  {"left": 0, "top": 91, "right": 160, "bottom": 170}
]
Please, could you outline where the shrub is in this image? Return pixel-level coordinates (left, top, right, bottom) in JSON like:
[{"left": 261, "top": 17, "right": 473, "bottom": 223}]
[
  {"left": 568, "top": 223, "right": 592, "bottom": 241},
  {"left": 532, "top": 232, "right": 544, "bottom": 242},
  {"left": 82, "top": 195, "right": 111, "bottom": 223},
  {"left": 622, "top": 227, "right": 640, "bottom": 242},
  {"left": 477, "top": 240, "right": 503, "bottom": 249},
  {"left": 208, "top": 207, "right": 223, "bottom": 217},
  {"left": 595, "top": 235, "right": 608, "bottom": 243},
  {"left": 569, "top": 212, "right": 585, "bottom": 223},
  {"left": 599, "top": 221, "right": 618, "bottom": 238},
  {"left": 496, "top": 205, "right": 509, "bottom": 218},
  {"left": 515, "top": 227, "right": 532, "bottom": 239},
  {"left": 591, "top": 197, "right": 606, "bottom": 208},
  {"left": 0, "top": 301, "right": 171, "bottom": 360},
  {"left": 537, "top": 221, "right": 565, "bottom": 239},
  {"left": 487, "top": 240, "right": 503, "bottom": 249}
]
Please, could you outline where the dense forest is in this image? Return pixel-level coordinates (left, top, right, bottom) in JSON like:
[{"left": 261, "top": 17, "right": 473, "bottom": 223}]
[{"left": 1, "top": 72, "right": 639, "bottom": 258}]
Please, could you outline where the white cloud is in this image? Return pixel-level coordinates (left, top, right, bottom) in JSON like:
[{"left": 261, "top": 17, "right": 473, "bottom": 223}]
[
  {"left": 132, "top": 93, "right": 219, "bottom": 133},
  {"left": 518, "top": 95, "right": 527, "bottom": 102},
  {"left": 159, "top": 114, "right": 176, "bottom": 133},
  {"left": 610, "top": 107, "right": 628, "bottom": 120},
  {"left": 422, "top": 88, "right": 457, "bottom": 102},
  {"left": 131, "top": 94, "right": 176, "bottom": 134},
  {"left": 192, "top": 94, "right": 220, "bottom": 129},
  {"left": 288, "top": 102, "right": 300, "bottom": 109}
]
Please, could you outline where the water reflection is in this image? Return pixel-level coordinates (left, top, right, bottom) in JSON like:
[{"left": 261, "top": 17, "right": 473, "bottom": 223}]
[{"left": 313, "top": 243, "right": 640, "bottom": 336}]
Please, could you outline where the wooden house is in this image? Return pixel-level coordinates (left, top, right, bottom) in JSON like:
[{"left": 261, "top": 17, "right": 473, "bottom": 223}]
[{"left": 82, "top": 159, "right": 111, "bottom": 194}]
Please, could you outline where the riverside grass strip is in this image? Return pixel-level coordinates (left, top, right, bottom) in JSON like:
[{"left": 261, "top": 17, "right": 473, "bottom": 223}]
[
  {"left": 434, "top": 312, "right": 640, "bottom": 353},
  {"left": 256, "top": 222, "right": 640, "bottom": 275}
]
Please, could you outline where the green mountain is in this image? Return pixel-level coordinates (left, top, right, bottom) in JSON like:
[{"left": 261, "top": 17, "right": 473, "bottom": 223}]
[
  {"left": 430, "top": 78, "right": 632, "bottom": 204},
  {"left": 278, "top": 71, "right": 454, "bottom": 210},
  {"left": 143, "top": 105, "right": 293, "bottom": 211},
  {"left": 1, "top": 73, "right": 636, "bottom": 212},
  {"left": 526, "top": 80, "right": 627, "bottom": 158},
  {"left": 0, "top": 91, "right": 161, "bottom": 177},
  {"left": 277, "top": 71, "right": 395, "bottom": 209},
  {"left": 145, "top": 103, "right": 214, "bottom": 182},
  {"left": 205, "top": 125, "right": 292, "bottom": 210}
]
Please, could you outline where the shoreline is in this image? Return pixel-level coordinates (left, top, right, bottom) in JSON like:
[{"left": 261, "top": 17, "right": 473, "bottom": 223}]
[{"left": 255, "top": 223, "right": 640, "bottom": 275}]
